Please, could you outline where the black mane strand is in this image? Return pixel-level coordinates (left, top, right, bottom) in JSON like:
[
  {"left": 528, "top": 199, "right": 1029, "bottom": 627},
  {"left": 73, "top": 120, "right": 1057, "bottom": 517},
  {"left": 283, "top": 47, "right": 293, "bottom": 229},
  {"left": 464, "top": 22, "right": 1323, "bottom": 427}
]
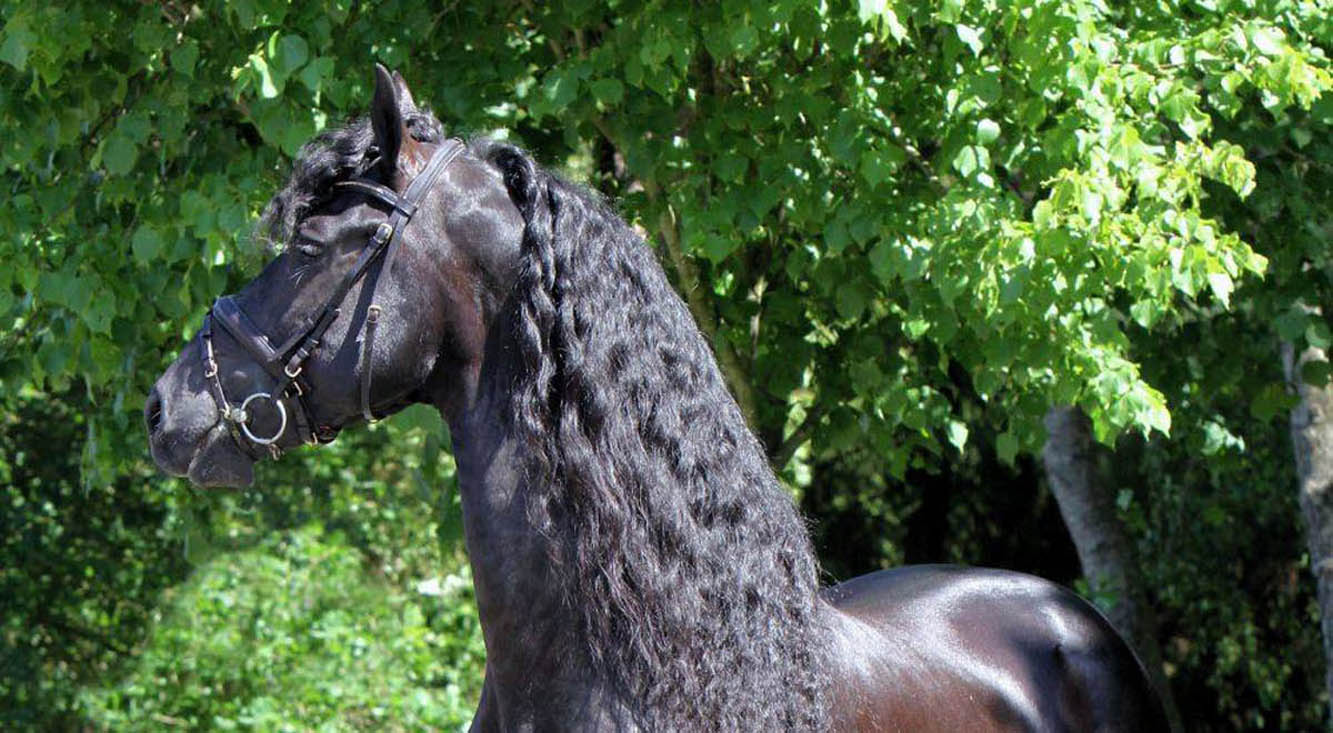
[{"left": 484, "top": 141, "right": 832, "bottom": 730}]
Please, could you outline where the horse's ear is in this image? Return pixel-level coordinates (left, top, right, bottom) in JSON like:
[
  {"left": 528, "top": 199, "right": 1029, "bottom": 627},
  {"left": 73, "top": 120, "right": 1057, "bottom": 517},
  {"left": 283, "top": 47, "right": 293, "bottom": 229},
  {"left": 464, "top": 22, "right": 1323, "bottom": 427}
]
[
  {"left": 391, "top": 69, "right": 416, "bottom": 110},
  {"left": 370, "top": 63, "right": 402, "bottom": 180}
]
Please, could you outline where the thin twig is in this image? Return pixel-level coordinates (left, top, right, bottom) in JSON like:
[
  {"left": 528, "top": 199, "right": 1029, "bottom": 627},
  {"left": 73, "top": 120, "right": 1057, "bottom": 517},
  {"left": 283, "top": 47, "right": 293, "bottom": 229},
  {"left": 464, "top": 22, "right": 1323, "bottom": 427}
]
[{"left": 771, "top": 402, "right": 826, "bottom": 469}]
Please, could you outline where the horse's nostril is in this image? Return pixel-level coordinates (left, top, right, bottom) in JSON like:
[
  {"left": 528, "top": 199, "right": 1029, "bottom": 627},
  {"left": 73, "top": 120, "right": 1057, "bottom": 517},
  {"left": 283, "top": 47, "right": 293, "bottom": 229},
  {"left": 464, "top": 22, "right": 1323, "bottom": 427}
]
[{"left": 145, "top": 388, "right": 164, "bottom": 434}]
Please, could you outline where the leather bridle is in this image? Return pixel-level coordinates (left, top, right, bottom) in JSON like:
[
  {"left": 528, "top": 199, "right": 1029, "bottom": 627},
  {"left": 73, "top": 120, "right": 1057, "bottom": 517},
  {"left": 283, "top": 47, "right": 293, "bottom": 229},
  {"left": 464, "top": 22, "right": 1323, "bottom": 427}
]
[{"left": 199, "top": 138, "right": 466, "bottom": 458}]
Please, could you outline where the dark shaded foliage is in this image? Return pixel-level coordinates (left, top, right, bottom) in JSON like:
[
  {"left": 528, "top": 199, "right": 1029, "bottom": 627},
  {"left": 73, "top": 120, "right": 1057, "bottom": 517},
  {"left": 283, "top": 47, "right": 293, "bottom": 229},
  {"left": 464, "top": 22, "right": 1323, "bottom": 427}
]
[{"left": 0, "top": 394, "right": 190, "bottom": 729}]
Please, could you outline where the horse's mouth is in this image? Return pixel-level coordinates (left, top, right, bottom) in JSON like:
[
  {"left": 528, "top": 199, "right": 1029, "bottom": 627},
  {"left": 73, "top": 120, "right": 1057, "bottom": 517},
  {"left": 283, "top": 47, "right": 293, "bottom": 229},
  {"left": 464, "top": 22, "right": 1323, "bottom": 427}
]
[
  {"left": 185, "top": 425, "right": 257, "bottom": 487},
  {"left": 151, "top": 421, "right": 256, "bottom": 488}
]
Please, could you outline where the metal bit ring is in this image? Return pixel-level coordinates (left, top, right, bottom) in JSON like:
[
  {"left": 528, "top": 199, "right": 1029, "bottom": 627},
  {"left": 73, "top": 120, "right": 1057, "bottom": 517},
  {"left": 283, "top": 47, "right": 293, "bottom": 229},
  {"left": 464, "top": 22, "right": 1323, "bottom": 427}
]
[{"left": 238, "top": 392, "right": 288, "bottom": 445}]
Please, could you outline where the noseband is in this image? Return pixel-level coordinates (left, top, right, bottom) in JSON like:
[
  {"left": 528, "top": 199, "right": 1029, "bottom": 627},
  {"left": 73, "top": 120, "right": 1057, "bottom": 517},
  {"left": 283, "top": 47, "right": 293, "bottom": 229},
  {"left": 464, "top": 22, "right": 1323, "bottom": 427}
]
[{"left": 199, "top": 139, "right": 466, "bottom": 458}]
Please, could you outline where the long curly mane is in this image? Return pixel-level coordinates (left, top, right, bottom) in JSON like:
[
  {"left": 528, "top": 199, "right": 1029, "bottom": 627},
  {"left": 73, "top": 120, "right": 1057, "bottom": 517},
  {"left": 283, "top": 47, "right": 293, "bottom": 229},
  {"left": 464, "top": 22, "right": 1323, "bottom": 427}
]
[{"left": 482, "top": 141, "right": 832, "bottom": 730}]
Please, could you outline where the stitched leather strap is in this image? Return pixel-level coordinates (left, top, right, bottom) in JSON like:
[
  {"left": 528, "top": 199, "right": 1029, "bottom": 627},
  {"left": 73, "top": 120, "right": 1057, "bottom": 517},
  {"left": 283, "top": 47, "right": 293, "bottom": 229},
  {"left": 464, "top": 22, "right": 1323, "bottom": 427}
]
[{"left": 349, "top": 139, "right": 467, "bottom": 422}]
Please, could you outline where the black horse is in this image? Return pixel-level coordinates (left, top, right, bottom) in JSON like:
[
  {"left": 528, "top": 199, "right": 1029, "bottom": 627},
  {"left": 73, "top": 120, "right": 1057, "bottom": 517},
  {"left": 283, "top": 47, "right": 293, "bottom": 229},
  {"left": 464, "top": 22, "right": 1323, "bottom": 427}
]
[{"left": 146, "top": 66, "right": 1168, "bottom": 731}]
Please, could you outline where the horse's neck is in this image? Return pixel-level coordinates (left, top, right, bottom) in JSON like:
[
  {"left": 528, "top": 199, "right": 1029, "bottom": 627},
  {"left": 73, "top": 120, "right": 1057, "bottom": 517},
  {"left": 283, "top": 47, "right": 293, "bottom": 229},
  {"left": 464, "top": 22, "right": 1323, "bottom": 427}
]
[
  {"left": 452, "top": 401, "right": 566, "bottom": 643},
  {"left": 447, "top": 379, "right": 635, "bottom": 726}
]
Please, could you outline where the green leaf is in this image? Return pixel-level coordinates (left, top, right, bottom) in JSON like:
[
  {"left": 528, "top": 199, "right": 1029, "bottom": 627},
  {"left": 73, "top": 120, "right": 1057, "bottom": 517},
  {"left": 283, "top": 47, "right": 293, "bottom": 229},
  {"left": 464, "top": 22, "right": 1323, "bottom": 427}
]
[
  {"left": 860, "top": 150, "right": 896, "bottom": 187},
  {"left": 1250, "top": 382, "right": 1294, "bottom": 422},
  {"left": 975, "top": 118, "right": 1000, "bottom": 145},
  {"left": 543, "top": 70, "right": 578, "bottom": 109},
  {"left": 868, "top": 240, "right": 897, "bottom": 284},
  {"left": 1130, "top": 300, "right": 1162, "bottom": 328},
  {"left": 996, "top": 431, "right": 1019, "bottom": 465},
  {"left": 702, "top": 234, "right": 736, "bottom": 263},
  {"left": 945, "top": 419, "right": 969, "bottom": 451},
  {"left": 251, "top": 54, "right": 280, "bottom": 98},
  {"left": 132, "top": 226, "right": 165, "bottom": 264},
  {"left": 1307, "top": 321, "right": 1332, "bottom": 350},
  {"left": 952, "top": 145, "right": 988, "bottom": 178},
  {"left": 81, "top": 292, "right": 115, "bottom": 334},
  {"left": 299, "top": 56, "right": 334, "bottom": 94},
  {"left": 836, "top": 281, "right": 869, "bottom": 320},
  {"left": 590, "top": 78, "right": 624, "bottom": 105},
  {"left": 955, "top": 24, "right": 984, "bottom": 56},
  {"left": 101, "top": 134, "right": 138, "bottom": 176},
  {"left": 714, "top": 153, "right": 747, "bottom": 183},
  {"left": 1115, "top": 489, "right": 1133, "bottom": 512},
  {"left": 392, "top": 403, "right": 445, "bottom": 437},
  {"left": 0, "top": 20, "right": 34, "bottom": 71},
  {"left": 38, "top": 268, "right": 83, "bottom": 310},
  {"left": 1301, "top": 360, "right": 1332, "bottom": 387},
  {"left": 1249, "top": 26, "right": 1283, "bottom": 56},
  {"left": 38, "top": 339, "right": 71, "bottom": 377},
  {"left": 731, "top": 24, "right": 759, "bottom": 57},
  {"left": 1275, "top": 309, "right": 1310, "bottom": 341},
  {"left": 1207, "top": 272, "right": 1233, "bottom": 308},
  {"left": 953, "top": 146, "right": 977, "bottom": 176},
  {"left": 858, "top": 0, "right": 908, "bottom": 43},
  {"left": 171, "top": 40, "right": 200, "bottom": 77},
  {"left": 272, "top": 34, "right": 309, "bottom": 80}
]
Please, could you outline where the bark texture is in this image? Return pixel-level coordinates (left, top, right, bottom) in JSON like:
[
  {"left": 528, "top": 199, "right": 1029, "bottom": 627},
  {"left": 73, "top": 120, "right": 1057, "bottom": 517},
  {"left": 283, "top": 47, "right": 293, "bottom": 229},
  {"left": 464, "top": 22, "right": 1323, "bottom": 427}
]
[
  {"left": 1042, "top": 406, "right": 1182, "bottom": 732},
  {"left": 1283, "top": 341, "right": 1333, "bottom": 729}
]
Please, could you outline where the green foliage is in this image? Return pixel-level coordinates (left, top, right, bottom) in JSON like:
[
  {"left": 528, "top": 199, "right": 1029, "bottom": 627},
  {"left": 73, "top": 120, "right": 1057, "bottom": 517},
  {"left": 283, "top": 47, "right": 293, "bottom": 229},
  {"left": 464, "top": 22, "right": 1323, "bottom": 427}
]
[
  {"left": 80, "top": 524, "right": 483, "bottom": 731},
  {"left": 1, "top": 386, "right": 481, "bottom": 730},
  {"left": 2, "top": 0, "right": 1332, "bottom": 729},
  {"left": 1, "top": 392, "right": 190, "bottom": 730}
]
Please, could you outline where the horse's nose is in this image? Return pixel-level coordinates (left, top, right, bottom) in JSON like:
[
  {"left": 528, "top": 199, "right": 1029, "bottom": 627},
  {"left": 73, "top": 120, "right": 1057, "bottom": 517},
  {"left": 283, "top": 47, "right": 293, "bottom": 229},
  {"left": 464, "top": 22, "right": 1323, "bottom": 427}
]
[{"left": 145, "top": 387, "right": 164, "bottom": 436}]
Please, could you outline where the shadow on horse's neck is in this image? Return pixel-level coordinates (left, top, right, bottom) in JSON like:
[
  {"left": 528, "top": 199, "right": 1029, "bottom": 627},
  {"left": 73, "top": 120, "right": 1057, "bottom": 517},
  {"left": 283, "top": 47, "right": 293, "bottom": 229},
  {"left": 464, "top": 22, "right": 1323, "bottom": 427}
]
[{"left": 437, "top": 304, "right": 626, "bottom": 723}]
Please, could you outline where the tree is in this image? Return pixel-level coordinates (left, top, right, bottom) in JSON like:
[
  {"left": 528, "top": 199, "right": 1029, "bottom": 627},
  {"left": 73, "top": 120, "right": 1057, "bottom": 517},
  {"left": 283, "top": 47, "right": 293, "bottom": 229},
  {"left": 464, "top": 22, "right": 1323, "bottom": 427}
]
[
  {"left": 1043, "top": 406, "right": 1179, "bottom": 729},
  {"left": 2, "top": 0, "right": 1331, "bottom": 727}
]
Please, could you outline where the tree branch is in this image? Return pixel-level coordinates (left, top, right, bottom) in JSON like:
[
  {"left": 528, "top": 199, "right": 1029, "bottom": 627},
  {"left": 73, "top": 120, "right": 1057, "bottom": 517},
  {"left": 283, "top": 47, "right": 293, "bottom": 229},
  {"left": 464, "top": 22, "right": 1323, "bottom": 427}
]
[
  {"left": 770, "top": 402, "right": 826, "bottom": 469},
  {"left": 640, "top": 178, "right": 760, "bottom": 428}
]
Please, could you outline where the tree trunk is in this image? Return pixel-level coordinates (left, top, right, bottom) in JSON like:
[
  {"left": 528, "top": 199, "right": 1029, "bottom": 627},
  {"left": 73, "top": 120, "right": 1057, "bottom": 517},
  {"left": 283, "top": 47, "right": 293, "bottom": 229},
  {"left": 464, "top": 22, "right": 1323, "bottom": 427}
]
[
  {"left": 1042, "top": 406, "right": 1183, "bottom": 732},
  {"left": 1283, "top": 341, "right": 1333, "bottom": 729}
]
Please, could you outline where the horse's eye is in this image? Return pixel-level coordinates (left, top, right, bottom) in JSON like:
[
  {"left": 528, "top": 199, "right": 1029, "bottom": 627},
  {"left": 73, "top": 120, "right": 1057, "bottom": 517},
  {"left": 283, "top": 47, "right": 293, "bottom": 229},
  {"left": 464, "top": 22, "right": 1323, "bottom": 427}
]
[
  {"left": 293, "top": 224, "right": 326, "bottom": 258},
  {"left": 294, "top": 239, "right": 324, "bottom": 258}
]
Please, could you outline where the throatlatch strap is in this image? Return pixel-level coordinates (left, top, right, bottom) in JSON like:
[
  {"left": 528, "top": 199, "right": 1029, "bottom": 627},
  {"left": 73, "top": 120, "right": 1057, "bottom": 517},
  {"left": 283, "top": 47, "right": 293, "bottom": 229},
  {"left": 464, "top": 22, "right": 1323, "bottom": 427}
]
[
  {"left": 360, "top": 305, "right": 381, "bottom": 422},
  {"left": 350, "top": 139, "right": 467, "bottom": 423}
]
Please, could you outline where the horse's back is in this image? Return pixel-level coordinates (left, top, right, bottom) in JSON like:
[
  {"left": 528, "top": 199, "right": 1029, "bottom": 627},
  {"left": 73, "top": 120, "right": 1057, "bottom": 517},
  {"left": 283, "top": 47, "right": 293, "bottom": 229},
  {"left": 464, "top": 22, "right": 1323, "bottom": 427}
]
[{"left": 820, "top": 565, "right": 1169, "bottom": 732}]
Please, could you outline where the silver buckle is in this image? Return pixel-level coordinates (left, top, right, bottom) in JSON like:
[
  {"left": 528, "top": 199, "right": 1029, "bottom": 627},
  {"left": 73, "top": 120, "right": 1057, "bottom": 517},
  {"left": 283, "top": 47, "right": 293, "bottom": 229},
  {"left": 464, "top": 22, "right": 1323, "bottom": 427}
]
[{"left": 373, "top": 221, "right": 394, "bottom": 244}]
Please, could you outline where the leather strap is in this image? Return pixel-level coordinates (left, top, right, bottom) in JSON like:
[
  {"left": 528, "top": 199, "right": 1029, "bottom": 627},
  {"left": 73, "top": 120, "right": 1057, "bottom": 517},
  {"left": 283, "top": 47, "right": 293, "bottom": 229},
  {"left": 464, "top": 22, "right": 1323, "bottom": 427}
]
[
  {"left": 349, "top": 139, "right": 467, "bottom": 422},
  {"left": 359, "top": 304, "right": 381, "bottom": 422},
  {"left": 199, "top": 138, "right": 466, "bottom": 454}
]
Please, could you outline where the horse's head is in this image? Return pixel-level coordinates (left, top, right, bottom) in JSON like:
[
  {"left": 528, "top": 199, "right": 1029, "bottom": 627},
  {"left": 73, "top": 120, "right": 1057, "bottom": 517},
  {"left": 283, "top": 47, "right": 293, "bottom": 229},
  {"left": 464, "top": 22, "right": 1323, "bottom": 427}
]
[{"left": 146, "top": 65, "right": 522, "bottom": 487}]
